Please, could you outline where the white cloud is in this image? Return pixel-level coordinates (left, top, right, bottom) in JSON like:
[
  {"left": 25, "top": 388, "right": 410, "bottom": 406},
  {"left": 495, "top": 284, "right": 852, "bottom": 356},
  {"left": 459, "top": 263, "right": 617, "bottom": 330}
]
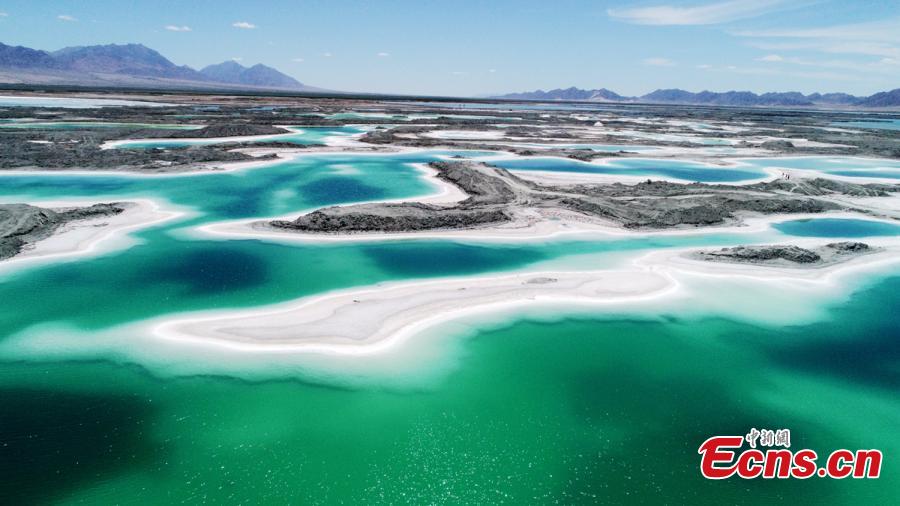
[
  {"left": 292, "top": 57, "right": 305, "bottom": 63},
  {"left": 451, "top": 71, "right": 467, "bottom": 75},
  {"left": 165, "top": 25, "right": 191, "bottom": 32},
  {"left": 0, "top": 12, "right": 8, "bottom": 17},
  {"left": 232, "top": 21, "right": 256, "bottom": 29},
  {"left": 735, "top": 18, "right": 900, "bottom": 43},
  {"left": 757, "top": 54, "right": 784, "bottom": 62},
  {"left": 488, "top": 69, "right": 497, "bottom": 73},
  {"left": 231, "top": 57, "right": 243, "bottom": 62},
  {"left": 735, "top": 18, "right": 900, "bottom": 59},
  {"left": 643, "top": 57, "right": 676, "bottom": 66},
  {"left": 322, "top": 52, "right": 333, "bottom": 57},
  {"left": 608, "top": 0, "right": 791, "bottom": 26},
  {"left": 377, "top": 52, "right": 390, "bottom": 57},
  {"left": 57, "top": 14, "right": 77, "bottom": 22},
  {"left": 696, "top": 63, "right": 712, "bottom": 69}
]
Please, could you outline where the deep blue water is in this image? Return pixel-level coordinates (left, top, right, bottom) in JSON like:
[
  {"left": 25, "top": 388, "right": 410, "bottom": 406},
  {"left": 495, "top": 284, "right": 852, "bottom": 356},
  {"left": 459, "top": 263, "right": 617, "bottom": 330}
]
[{"left": 775, "top": 218, "right": 900, "bottom": 238}]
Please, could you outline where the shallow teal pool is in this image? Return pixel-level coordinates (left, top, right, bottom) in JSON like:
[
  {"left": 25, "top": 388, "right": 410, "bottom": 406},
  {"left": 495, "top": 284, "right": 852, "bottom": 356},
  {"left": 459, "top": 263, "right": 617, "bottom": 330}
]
[
  {"left": 831, "top": 119, "right": 900, "bottom": 131},
  {"left": 742, "top": 156, "right": 900, "bottom": 180},
  {"left": 0, "top": 148, "right": 897, "bottom": 504},
  {"left": 775, "top": 218, "right": 900, "bottom": 238},
  {"left": 492, "top": 157, "right": 765, "bottom": 182}
]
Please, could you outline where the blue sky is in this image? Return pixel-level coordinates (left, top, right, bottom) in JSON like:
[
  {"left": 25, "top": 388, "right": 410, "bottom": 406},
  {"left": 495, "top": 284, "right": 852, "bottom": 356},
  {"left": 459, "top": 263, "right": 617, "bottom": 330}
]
[{"left": 0, "top": 0, "right": 898, "bottom": 96}]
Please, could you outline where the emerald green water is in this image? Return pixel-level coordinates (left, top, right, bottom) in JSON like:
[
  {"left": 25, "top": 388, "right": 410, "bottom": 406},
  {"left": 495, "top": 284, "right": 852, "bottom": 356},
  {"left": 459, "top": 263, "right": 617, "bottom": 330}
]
[
  {"left": 0, "top": 152, "right": 898, "bottom": 504},
  {"left": 0, "top": 151, "right": 447, "bottom": 220},
  {"left": 1, "top": 277, "right": 897, "bottom": 504}
]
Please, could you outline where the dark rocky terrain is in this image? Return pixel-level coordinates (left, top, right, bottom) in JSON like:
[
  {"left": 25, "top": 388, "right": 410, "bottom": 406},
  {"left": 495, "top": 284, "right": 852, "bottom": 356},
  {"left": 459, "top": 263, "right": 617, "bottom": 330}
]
[
  {"left": 358, "top": 114, "right": 900, "bottom": 159},
  {"left": 0, "top": 89, "right": 897, "bottom": 172},
  {"left": 693, "top": 242, "right": 874, "bottom": 266},
  {"left": 130, "top": 123, "right": 290, "bottom": 139},
  {"left": 0, "top": 202, "right": 125, "bottom": 260},
  {"left": 271, "top": 161, "right": 898, "bottom": 233},
  {"left": 0, "top": 135, "right": 261, "bottom": 172},
  {"left": 273, "top": 162, "right": 516, "bottom": 232},
  {"left": 0, "top": 120, "right": 290, "bottom": 171}
]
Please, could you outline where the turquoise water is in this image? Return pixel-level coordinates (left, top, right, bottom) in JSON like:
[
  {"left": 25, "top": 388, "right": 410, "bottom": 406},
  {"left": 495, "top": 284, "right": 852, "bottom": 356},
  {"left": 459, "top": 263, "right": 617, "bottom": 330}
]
[
  {"left": 0, "top": 229, "right": 756, "bottom": 336},
  {"left": 318, "top": 112, "right": 521, "bottom": 122},
  {"left": 491, "top": 156, "right": 900, "bottom": 183},
  {"left": 0, "top": 149, "right": 773, "bottom": 335},
  {"left": 1, "top": 273, "right": 898, "bottom": 504},
  {"left": 0, "top": 151, "right": 470, "bottom": 220},
  {"left": 492, "top": 157, "right": 765, "bottom": 182},
  {"left": 742, "top": 156, "right": 900, "bottom": 180},
  {"left": 831, "top": 119, "right": 900, "bottom": 131},
  {"left": 775, "top": 218, "right": 900, "bottom": 238},
  {"left": 114, "top": 126, "right": 363, "bottom": 149},
  {"left": 0, "top": 148, "right": 898, "bottom": 503}
]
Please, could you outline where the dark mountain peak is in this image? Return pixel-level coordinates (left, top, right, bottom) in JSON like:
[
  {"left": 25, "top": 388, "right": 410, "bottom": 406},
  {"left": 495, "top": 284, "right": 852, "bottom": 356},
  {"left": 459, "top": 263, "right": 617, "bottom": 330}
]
[
  {"left": 815, "top": 93, "right": 861, "bottom": 105},
  {"left": 201, "top": 60, "right": 247, "bottom": 72},
  {"left": 0, "top": 42, "right": 57, "bottom": 68},
  {"left": 490, "top": 86, "right": 888, "bottom": 108},
  {"left": 239, "top": 63, "right": 303, "bottom": 89},
  {"left": 54, "top": 42, "right": 151, "bottom": 54},
  {"left": 200, "top": 60, "right": 304, "bottom": 89},
  {"left": 857, "top": 88, "right": 900, "bottom": 107},
  {"left": 49, "top": 42, "right": 198, "bottom": 80},
  {"left": 642, "top": 89, "right": 695, "bottom": 102},
  {"left": 199, "top": 60, "right": 248, "bottom": 82},
  {"left": 52, "top": 43, "right": 170, "bottom": 65},
  {"left": 642, "top": 88, "right": 813, "bottom": 106},
  {"left": 495, "top": 86, "right": 628, "bottom": 101}
]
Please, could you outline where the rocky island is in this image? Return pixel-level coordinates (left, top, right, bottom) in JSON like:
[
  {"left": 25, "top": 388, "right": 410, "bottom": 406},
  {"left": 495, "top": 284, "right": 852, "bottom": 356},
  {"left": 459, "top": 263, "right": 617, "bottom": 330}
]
[
  {"left": 692, "top": 242, "right": 875, "bottom": 267},
  {"left": 270, "top": 161, "right": 897, "bottom": 234},
  {"left": 0, "top": 202, "right": 126, "bottom": 260}
]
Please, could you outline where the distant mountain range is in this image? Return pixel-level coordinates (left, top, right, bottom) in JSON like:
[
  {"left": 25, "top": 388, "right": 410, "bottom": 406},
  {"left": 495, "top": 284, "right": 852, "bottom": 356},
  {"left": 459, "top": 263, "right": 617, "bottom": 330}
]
[
  {"left": 494, "top": 86, "right": 900, "bottom": 108},
  {"left": 0, "top": 42, "right": 321, "bottom": 92}
]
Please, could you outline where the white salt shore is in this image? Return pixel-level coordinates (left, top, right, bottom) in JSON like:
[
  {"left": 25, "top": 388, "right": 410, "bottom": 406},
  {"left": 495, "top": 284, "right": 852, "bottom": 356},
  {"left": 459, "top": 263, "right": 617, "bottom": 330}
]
[
  {"left": 0, "top": 240, "right": 896, "bottom": 385},
  {"left": 52, "top": 237, "right": 896, "bottom": 363},
  {"left": 195, "top": 179, "right": 900, "bottom": 244},
  {"left": 188, "top": 148, "right": 900, "bottom": 244},
  {"left": 153, "top": 269, "right": 677, "bottom": 355},
  {"left": 0, "top": 198, "right": 185, "bottom": 273},
  {"left": 100, "top": 125, "right": 310, "bottom": 149}
]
